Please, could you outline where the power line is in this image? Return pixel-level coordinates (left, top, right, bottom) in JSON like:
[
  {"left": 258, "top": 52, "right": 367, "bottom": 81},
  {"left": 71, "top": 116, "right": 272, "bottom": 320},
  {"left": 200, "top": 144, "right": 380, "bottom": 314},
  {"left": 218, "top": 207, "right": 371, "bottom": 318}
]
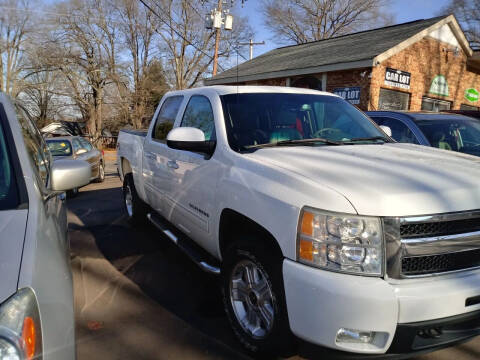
[{"left": 137, "top": 0, "right": 224, "bottom": 72}]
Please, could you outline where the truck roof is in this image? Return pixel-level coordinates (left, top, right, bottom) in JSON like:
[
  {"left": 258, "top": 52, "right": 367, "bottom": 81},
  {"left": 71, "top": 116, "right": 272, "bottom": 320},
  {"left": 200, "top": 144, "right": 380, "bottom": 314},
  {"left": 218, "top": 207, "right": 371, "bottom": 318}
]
[{"left": 166, "top": 85, "right": 339, "bottom": 97}]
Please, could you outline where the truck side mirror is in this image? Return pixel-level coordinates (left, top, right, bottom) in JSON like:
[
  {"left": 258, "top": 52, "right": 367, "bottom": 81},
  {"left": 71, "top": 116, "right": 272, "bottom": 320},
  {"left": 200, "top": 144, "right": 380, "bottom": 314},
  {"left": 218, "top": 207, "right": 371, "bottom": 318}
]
[
  {"left": 166, "top": 127, "right": 216, "bottom": 156},
  {"left": 379, "top": 125, "right": 392, "bottom": 137}
]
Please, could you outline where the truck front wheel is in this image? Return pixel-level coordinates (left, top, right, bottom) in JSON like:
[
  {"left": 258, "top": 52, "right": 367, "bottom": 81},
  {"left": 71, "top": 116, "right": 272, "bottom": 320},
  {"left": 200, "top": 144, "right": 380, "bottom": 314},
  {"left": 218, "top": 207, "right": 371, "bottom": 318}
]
[
  {"left": 123, "top": 173, "right": 147, "bottom": 225},
  {"left": 222, "top": 241, "right": 293, "bottom": 356}
]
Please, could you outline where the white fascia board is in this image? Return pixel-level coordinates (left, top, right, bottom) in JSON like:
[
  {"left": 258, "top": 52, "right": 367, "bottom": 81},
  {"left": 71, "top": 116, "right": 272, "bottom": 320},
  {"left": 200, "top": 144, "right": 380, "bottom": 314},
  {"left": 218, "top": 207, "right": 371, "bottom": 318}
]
[{"left": 205, "top": 59, "right": 374, "bottom": 85}]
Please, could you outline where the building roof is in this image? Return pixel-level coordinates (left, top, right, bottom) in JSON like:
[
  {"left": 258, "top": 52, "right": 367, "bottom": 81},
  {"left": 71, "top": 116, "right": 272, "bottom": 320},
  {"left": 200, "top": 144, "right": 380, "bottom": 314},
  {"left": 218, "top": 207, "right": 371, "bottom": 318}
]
[{"left": 206, "top": 15, "right": 468, "bottom": 85}]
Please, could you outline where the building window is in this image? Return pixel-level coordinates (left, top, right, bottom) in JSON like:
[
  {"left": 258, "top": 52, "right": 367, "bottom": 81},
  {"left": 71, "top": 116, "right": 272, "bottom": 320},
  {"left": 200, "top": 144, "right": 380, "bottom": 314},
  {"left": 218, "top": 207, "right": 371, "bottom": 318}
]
[
  {"left": 421, "top": 97, "right": 451, "bottom": 112},
  {"left": 460, "top": 104, "right": 479, "bottom": 111},
  {"left": 378, "top": 88, "right": 410, "bottom": 110},
  {"left": 291, "top": 76, "right": 322, "bottom": 90}
]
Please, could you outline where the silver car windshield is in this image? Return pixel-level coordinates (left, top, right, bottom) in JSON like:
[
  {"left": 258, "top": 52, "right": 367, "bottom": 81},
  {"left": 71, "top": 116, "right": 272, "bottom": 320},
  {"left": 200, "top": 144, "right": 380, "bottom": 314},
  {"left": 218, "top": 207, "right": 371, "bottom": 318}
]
[
  {"left": 221, "top": 93, "right": 388, "bottom": 152},
  {"left": 0, "top": 120, "right": 18, "bottom": 210},
  {"left": 47, "top": 139, "right": 73, "bottom": 156}
]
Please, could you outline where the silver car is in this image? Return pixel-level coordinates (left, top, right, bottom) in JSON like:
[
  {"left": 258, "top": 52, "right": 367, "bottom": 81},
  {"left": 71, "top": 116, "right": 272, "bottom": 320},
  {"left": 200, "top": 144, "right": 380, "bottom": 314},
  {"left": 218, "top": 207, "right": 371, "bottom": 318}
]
[
  {"left": 0, "top": 95, "right": 90, "bottom": 359},
  {"left": 46, "top": 136, "right": 105, "bottom": 196}
]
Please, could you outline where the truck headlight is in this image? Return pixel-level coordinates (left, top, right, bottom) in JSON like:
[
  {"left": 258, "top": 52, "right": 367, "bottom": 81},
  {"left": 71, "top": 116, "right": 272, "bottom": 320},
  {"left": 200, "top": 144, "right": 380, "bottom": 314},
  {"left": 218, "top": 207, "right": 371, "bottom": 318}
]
[
  {"left": 0, "top": 288, "right": 42, "bottom": 360},
  {"left": 297, "top": 208, "right": 383, "bottom": 276}
]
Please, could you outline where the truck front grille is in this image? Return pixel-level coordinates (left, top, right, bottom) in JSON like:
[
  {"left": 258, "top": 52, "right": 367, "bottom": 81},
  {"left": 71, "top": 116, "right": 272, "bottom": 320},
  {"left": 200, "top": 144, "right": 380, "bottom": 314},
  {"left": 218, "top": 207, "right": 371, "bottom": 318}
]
[
  {"left": 401, "top": 248, "right": 480, "bottom": 276},
  {"left": 384, "top": 211, "right": 480, "bottom": 278},
  {"left": 400, "top": 218, "right": 480, "bottom": 239}
]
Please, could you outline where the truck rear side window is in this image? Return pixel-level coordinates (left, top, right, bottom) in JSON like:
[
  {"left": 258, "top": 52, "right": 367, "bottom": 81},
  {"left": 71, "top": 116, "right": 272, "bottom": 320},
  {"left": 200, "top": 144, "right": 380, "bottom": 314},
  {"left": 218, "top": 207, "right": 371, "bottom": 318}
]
[
  {"left": 0, "top": 120, "right": 18, "bottom": 210},
  {"left": 153, "top": 96, "right": 184, "bottom": 141}
]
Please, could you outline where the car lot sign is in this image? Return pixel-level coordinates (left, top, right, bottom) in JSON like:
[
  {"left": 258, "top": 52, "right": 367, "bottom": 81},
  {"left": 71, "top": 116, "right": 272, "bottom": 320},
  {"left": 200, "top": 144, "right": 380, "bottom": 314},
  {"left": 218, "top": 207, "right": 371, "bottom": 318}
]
[
  {"left": 465, "top": 88, "right": 479, "bottom": 102},
  {"left": 384, "top": 68, "right": 411, "bottom": 90},
  {"left": 333, "top": 87, "right": 361, "bottom": 105}
]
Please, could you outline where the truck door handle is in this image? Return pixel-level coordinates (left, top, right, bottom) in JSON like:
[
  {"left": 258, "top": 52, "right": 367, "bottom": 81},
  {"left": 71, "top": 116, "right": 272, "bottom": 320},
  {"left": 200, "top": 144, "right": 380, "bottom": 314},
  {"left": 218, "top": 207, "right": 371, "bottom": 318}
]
[{"left": 167, "top": 160, "right": 179, "bottom": 169}]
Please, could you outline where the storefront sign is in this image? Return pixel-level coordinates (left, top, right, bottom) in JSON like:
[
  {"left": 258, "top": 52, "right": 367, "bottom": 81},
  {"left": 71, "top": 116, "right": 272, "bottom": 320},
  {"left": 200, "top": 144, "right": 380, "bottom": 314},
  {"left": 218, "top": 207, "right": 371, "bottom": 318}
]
[
  {"left": 384, "top": 68, "right": 411, "bottom": 90},
  {"left": 333, "top": 87, "right": 361, "bottom": 105},
  {"left": 465, "top": 88, "right": 479, "bottom": 102},
  {"left": 429, "top": 75, "right": 449, "bottom": 96}
]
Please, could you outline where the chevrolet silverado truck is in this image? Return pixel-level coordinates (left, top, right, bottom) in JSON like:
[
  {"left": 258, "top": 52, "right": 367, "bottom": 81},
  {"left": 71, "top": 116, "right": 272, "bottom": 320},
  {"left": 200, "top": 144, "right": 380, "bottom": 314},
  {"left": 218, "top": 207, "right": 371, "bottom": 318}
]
[
  {"left": 0, "top": 94, "right": 90, "bottom": 359},
  {"left": 117, "top": 86, "right": 480, "bottom": 358}
]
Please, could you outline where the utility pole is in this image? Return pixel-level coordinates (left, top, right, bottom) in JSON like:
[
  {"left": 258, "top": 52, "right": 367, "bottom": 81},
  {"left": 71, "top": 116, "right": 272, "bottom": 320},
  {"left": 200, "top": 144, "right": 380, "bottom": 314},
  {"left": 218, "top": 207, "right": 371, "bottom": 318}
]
[
  {"left": 240, "top": 39, "right": 266, "bottom": 60},
  {"left": 212, "top": 0, "right": 222, "bottom": 76}
]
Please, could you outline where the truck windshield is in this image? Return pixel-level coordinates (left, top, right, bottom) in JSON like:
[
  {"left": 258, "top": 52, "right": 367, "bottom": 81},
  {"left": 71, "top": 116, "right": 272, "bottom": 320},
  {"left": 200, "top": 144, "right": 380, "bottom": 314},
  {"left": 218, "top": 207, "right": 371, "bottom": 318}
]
[
  {"left": 416, "top": 118, "right": 480, "bottom": 157},
  {"left": 220, "top": 93, "right": 388, "bottom": 152},
  {"left": 47, "top": 139, "right": 73, "bottom": 156},
  {"left": 0, "top": 120, "right": 18, "bottom": 210}
]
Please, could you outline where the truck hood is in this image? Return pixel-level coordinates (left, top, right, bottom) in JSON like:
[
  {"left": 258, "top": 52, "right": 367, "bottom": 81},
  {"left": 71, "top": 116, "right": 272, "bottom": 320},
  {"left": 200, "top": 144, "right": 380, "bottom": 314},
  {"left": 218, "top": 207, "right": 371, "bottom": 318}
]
[
  {"left": 248, "top": 143, "right": 480, "bottom": 216},
  {"left": 0, "top": 209, "right": 27, "bottom": 303}
]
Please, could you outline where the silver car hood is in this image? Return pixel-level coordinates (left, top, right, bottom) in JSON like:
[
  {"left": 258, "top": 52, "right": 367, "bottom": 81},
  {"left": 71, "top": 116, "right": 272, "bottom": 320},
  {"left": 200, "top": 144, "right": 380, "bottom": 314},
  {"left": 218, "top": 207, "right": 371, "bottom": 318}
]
[{"left": 0, "top": 209, "right": 27, "bottom": 303}]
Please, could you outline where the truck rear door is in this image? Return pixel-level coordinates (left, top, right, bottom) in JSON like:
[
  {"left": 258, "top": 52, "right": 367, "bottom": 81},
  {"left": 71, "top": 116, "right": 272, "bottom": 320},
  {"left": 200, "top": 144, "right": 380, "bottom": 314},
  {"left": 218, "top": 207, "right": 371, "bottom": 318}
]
[{"left": 142, "top": 96, "right": 184, "bottom": 216}]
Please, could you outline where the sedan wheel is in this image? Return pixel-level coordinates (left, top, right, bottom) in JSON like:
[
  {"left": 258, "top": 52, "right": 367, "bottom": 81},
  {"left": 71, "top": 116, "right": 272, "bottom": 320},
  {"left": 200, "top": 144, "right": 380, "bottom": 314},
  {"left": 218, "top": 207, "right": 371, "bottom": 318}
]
[{"left": 96, "top": 162, "right": 105, "bottom": 183}]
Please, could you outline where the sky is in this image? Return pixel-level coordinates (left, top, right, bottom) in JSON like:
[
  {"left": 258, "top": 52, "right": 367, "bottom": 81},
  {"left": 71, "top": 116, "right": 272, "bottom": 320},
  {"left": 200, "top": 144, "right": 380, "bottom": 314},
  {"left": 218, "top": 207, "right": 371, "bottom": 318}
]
[{"left": 235, "top": 0, "right": 451, "bottom": 58}]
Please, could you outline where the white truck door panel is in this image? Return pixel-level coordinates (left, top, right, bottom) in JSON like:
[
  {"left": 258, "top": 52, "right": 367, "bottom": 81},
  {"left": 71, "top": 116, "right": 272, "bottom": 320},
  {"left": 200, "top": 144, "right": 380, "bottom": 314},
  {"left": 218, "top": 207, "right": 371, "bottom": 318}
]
[
  {"left": 143, "top": 95, "right": 185, "bottom": 217},
  {"left": 166, "top": 95, "right": 219, "bottom": 254}
]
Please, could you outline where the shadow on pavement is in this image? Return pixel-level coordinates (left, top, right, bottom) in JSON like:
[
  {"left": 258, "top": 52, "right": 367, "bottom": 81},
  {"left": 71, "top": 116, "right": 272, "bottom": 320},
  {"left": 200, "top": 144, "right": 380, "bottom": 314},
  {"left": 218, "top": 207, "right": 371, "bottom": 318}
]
[{"left": 68, "top": 182, "right": 251, "bottom": 359}]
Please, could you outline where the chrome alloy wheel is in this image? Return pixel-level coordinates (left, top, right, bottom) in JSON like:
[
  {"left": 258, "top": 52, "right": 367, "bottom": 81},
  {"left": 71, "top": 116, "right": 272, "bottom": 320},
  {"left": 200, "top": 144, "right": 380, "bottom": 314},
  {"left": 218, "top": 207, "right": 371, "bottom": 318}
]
[
  {"left": 125, "top": 185, "right": 133, "bottom": 217},
  {"left": 229, "top": 259, "right": 275, "bottom": 339},
  {"left": 99, "top": 163, "right": 105, "bottom": 180}
]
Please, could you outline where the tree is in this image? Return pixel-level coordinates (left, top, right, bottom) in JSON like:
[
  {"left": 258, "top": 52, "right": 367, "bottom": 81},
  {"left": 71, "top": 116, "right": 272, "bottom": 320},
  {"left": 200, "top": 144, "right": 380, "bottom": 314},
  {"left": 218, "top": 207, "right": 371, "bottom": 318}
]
[
  {"left": 150, "top": 0, "right": 253, "bottom": 89},
  {"left": 46, "top": 0, "right": 121, "bottom": 139},
  {"left": 0, "top": 0, "right": 34, "bottom": 97},
  {"left": 441, "top": 0, "right": 480, "bottom": 48},
  {"left": 114, "top": 0, "right": 168, "bottom": 128},
  {"left": 260, "top": 0, "right": 392, "bottom": 45}
]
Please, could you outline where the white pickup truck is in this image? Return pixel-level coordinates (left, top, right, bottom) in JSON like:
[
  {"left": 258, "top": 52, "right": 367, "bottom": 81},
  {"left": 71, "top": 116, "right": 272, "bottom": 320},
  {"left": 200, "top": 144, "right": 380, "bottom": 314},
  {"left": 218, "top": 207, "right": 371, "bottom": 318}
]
[{"left": 117, "top": 86, "right": 480, "bottom": 358}]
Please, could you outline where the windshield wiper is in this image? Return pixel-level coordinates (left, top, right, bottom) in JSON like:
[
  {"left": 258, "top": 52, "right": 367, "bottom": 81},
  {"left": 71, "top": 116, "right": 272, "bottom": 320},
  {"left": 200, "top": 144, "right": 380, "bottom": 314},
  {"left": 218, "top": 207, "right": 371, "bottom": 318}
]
[
  {"left": 340, "top": 136, "right": 389, "bottom": 144},
  {"left": 245, "top": 138, "right": 341, "bottom": 150}
]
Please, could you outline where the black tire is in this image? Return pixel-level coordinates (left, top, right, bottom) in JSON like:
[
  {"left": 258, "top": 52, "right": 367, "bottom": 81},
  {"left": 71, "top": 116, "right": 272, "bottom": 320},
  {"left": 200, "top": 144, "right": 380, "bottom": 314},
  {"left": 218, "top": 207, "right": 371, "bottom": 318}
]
[
  {"left": 95, "top": 161, "right": 105, "bottom": 183},
  {"left": 222, "top": 238, "right": 294, "bottom": 357},
  {"left": 67, "top": 187, "right": 79, "bottom": 198},
  {"left": 123, "top": 173, "right": 148, "bottom": 225}
]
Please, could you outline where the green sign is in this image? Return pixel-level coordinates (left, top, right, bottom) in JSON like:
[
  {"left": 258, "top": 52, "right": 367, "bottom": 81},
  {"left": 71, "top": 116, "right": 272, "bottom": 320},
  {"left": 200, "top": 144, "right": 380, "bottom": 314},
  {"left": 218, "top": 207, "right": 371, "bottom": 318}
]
[
  {"left": 429, "top": 75, "right": 449, "bottom": 96},
  {"left": 465, "top": 88, "right": 479, "bottom": 102}
]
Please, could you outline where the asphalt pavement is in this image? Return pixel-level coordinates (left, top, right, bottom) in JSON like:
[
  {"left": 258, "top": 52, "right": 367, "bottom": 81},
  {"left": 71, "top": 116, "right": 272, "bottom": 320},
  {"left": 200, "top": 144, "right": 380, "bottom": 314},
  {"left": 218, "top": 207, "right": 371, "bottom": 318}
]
[{"left": 68, "top": 153, "right": 480, "bottom": 360}]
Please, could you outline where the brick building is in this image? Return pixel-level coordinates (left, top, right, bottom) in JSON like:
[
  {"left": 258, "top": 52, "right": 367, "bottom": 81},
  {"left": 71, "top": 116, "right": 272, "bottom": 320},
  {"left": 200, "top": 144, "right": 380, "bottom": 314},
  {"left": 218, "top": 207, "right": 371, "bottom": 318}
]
[{"left": 205, "top": 15, "right": 480, "bottom": 112}]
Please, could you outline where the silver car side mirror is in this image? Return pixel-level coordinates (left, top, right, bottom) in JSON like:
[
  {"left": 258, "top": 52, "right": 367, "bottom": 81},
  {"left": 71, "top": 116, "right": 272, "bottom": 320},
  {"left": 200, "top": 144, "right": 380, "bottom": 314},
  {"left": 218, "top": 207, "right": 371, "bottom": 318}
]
[
  {"left": 51, "top": 159, "right": 91, "bottom": 191},
  {"left": 379, "top": 125, "right": 392, "bottom": 137},
  {"left": 76, "top": 148, "right": 88, "bottom": 155}
]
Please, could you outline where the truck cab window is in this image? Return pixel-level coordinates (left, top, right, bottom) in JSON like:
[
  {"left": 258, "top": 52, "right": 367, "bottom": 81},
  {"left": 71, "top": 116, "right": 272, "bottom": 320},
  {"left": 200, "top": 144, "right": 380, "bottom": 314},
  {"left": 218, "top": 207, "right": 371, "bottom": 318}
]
[
  {"left": 153, "top": 96, "right": 184, "bottom": 141},
  {"left": 181, "top": 95, "right": 216, "bottom": 140}
]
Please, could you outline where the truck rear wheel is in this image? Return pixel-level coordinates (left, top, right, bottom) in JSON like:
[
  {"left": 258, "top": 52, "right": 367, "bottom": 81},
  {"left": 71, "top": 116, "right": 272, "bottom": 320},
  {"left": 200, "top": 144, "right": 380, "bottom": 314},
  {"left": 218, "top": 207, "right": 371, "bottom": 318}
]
[
  {"left": 123, "top": 173, "right": 147, "bottom": 225},
  {"left": 222, "top": 240, "right": 293, "bottom": 356}
]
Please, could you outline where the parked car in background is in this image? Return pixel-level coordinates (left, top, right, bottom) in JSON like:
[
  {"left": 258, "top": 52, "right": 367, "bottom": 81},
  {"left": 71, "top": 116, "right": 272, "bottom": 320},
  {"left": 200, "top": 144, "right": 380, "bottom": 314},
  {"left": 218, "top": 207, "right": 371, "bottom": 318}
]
[
  {"left": 118, "top": 86, "right": 480, "bottom": 358},
  {"left": 0, "top": 94, "right": 90, "bottom": 359},
  {"left": 46, "top": 136, "right": 105, "bottom": 196},
  {"left": 366, "top": 111, "right": 480, "bottom": 157},
  {"left": 444, "top": 109, "right": 480, "bottom": 120}
]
